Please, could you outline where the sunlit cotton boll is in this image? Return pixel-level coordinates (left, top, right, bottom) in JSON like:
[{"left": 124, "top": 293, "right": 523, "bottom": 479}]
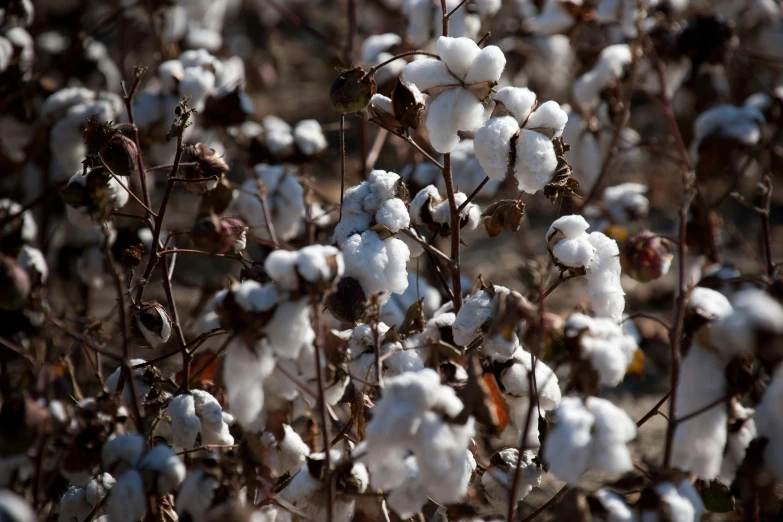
[
  {"left": 481, "top": 448, "right": 542, "bottom": 514},
  {"left": 402, "top": 36, "right": 505, "bottom": 153},
  {"left": 543, "top": 396, "right": 636, "bottom": 484},
  {"left": 342, "top": 230, "right": 410, "bottom": 300},
  {"left": 564, "top": 313, "right": 638, "bottom": 387}
]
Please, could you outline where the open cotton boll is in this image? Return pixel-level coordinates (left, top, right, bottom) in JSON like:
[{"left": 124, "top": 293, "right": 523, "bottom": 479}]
[
  {"left": 101, "top": 434, "right": 146, "bottom": 475},
  {"left": 191, "top": 389, "right": 233, "bottom": 446},
  {"left": 176, "top": 470, "right": 219, "bottom": 522},
  {"left": 642, "top": 481, "right": 704, "bottom": 522},
  {"left": 573, "top": 44, "right": 631, "bottom": 109},
  {"left": 382, "top": 271, "right": 442, "bottom": 327},
  {"left": 494, "top": 86, "right": 537, "bottom": 124},
  {"left": 293, "top": 119, "right": 327, "bottom": 156},
  {"left": 464, "top": 44, "right": 506, "bottom": 85},
  {"left": 59, "top": 486, "right": 93, "bottom": 522},
  {"left": 105, "top": 362, "right": 150, "bottom": 415},
  {"left": 296, "top": 244, "right": 344, "bottom": 286},
  {"left": 452, "top": 286, "right": 510, "bottom": 346},
  {"left": 426, "top": 87, "right": 485, "bottom": 153},
  {"left": 691, "top": 104, "right": 765, "bottom": 158},
  {"left": 332, "top": 211, "right": 372, "bottom": 248},
  {"left": 688, "top": 287, "right": 733, "bottom": 321},
  {"left": 17, "top": 246, "right": 48, "bottom": 283},
  {"left": 266, "top": 299, "right": 315, "bottom": 360},
  {"left": 232, "top": 280, "right": 281, "bottom": 313},
  {"left": 565, "top": 313, "right": 638, "bottom": 387},
  {"left": 671, "top": 343, "right": 728, "bottom": 480},
  {"left": 375, "top": 198, "right": 410, "bottom": 232},
  {"left": 261, "top": 424, "right": 310, "bottom": 478},
  {"left": 342, "top": 231, "right": 410, "bottom": 298},
  {"left": 547, "top": 214, "right": 590, "bottom": 241},
  {"left": 514, "top": 128, "right": 558, "bottom": 193},
  {"left": 499, "top": 349, "right": 561, "bottom": 427},
  {"left": 107, "top": 470, "right": 145, "bottom": 522},
  {"left": 709, "top": 289, "right": 783, "bottom": 360},
  {"left": 602, "top": 183, "right": 649, "bottom": 222},
  {"left": 264, "top": 249, "right": 299, "bottom": 290},
  {"left": 585, "top": 232, "right": 625, "bottom": 321},
  {"left": 137, "top": 444, "right": 186, "bottom": 494},
  {"left": 158, "top": 59, "right": 184, "bottom": 92},
  {"left": 361, "top": 33, "right": 402, "bottom": 65},
  {"left": 414, "top": 415, "right": 475, "bottom": 504},
  {"left": 167, "top": 394, "right": 202, "bottom": 450},
  {"left": 592, "top": 489, "right": 635, "bottom": 522},
  {"left": 223, "top": 339, "right": 275, "bottom": 431},
  {"left": 473, "top": 116, "right": 519, "bottom": 181},
  {"left": 482, "top": 448, "right": 542, "bottom": 514},
  {"left": 0, "top": 199, "right": 37, "bottom": 243},
  {"left": 436, "top": 36, "right": 481, "bottom": 80},
  {"left": 179, "top": 66, "right": 215, "bottom": 110},
  {"left": 385, "top": 456, "right": 430, "bottom": 519},
  {"left": 525, "top": 100, "right": 568, "bottom": 138},
  {"left": 402, "top": 59, "right": 456, "bottom": 94},
  {"left": 719, "top": 404, "right": 756, "bottom": 484},
  {"left": 543, "top": 397, "right": 636, "bottom": 484}
]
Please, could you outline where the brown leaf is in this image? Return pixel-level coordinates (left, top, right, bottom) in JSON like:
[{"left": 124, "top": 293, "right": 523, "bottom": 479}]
[
  {"left": 398, "top": 298, "right": 425, "bottom": 337},
  {"left": 455, "top": 356, "right": 510, "bottom": 434},
  {"left": 392, "top": 80, "right": 425, "bottom": 130},
  {"left": 481, "top": 199, "right": 526, "bottom": 237}
]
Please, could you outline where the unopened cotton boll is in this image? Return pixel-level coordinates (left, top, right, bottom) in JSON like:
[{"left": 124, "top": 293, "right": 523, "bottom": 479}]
[
  {"left": 543, "top": 396, "right": 636, "bottom": 484},
  {"left": 133, "top": 301, "right": 172, "bottom": 348}
]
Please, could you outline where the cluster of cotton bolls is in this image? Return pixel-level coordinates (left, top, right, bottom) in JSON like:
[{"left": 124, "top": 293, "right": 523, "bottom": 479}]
[
  {"left": 546, "top": 215, "right": 625, "bottom": 321},
  {"left": 358, "top": 369, "right": 476, "bottom": 517},
  {"left": 564, "top": 313, "right": 639, "bottom": 388},
  {"left": 410, "top": 184, "right": 482, "bottom": 234}
]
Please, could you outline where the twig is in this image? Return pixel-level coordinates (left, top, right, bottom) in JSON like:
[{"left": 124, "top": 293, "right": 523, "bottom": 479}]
[
  {"left": 442, "top": 153, "right": 463, "bottom": 311},
  {"left": 673, "top": 393, "right": 730, "bottom": 425},
  {"left": 339, "top": 113, "right": 346, "bottom": 221},
  {"left": 519, "top": 486, "right": 568, "bottom": 522},
  {"left": 121, "top": 66, "right": 152, "bottom": 215},
  {"left": 400, "top": 229, "right": 457, "bottom": 270},
  {"left": 0, "top": 336, "right": 37, "bottom": 368},
  {"left": 99, "top": 158, "right": 158, "bottom": 217},
  {"left": 636, "top": 390, "right": 672, "bottom": 428},
  {"left": 761, "top": 175, "right": 775, "bottom": 278},
  {"left": 368, "top": 50, "right": 440, "bottom": 74},
  {"left": 457, "top": 176, "right": 490, "bottom": 212},
  {"left": 536, "top": 272, "right": 582, "bottom": 303},
  {"left": 159, "top": 253, "right": 190, "bottom": 392},
  {"left": 365, "top": 128, "right": 389, "bottom": 172}
]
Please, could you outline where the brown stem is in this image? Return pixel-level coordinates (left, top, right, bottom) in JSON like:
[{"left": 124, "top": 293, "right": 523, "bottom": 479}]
[
  {"left": 440, "top": 0, "right": 449, "bottom": 36},
  {"left": 519, "top": 485, "right": 568, "bottom": 522},
  {"left": 442, "top": 153, "right": 463, "bottom": 311},
  {"left": 761, "top": 175, "right": 775, "bottom": 278},
  {"left": 99, "top": 159, "right": 158, "bottom": 216},
  {"left": 673, "top": 393, "right": 730, "bottom": 425},
  {"left": 311, "top": 294, "right": 334, "bottom": 522},
  {"left": 636, "top": 390, "right": 672, "bottom": 428},
  {"left": 368, "top": 50, "right": 440, "bottom": 74},
  {"left": 159, "top": 253, "right": 189, "bottom": 391},
  {"left": 401, "top": 229, "right": 457, "bottom": 269},
  {"left": 121, "top": 66, "right": 152, "bottom": 215},
  {"left": 339, "top": 113, "right": 346, "bottom": 221}
]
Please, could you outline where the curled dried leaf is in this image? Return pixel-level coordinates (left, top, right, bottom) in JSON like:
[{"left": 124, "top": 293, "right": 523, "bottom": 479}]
[
  {"left": 392, "top": 80, "right": 425, "bottom": 131},
  {"left": 481, "top": 199, "right": 525, "bottom": 237}
]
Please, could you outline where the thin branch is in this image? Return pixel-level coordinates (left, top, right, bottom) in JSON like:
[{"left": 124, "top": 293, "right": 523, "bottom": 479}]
[
  {"left": 121, "top": 66, "right": 152, "bottom": 215},
  {"left": 636, "top": 390, "right": 672, "bottom": 428},
  {"left": 673, "top": 393, "right": 730, "bottom": 425},
  {"left": 442, "top": 153, "right": 463, "bottom": 311},
  {"left": 99, "top": 159, "right": 158, "bottom": 217},
  {"left": 457, "top": 176, "right": 490, "bottom": 213},
  {"left": 367, "top": 50, "right": 440, "bottom": 74},
  {"left": 400, "top": 229, "right": 457, "bottom": 270}
]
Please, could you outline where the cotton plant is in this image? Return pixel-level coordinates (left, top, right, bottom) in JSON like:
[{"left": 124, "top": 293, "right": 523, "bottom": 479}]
[
  {"left": 359, "top": 369, "right": 476, "bottom": 514},
  {"left": 410, "top": 184, "right": 482, "bottom": 235},
  {"left": 208, "top": 244, "right": 342, "bottom": 430},
  {"left": 474, "top": 86, "right": 568, "bottom": 194},
  {"left": 101, "top": 435, "right": 186, "bottom": 522},
  {"left": 278, "top": 449, "right": 369, "bottom": 522},
  {"left": 546, "top": 215, "right": 626, "bottom": 321},
  {"left": 401, "top": 36, "right": 506, "bottom": 153},
  {"left": 61, "top": 168, "right": 130, "bottom": 229},
  {"left": 564, "top": 313, "right": 639, "bottom": 388},
  {"left": 260, "top": 423, "right": 311, "bottom": 479},
  {"left": 58, "top": 473, "right": 114, "bottom": 522},
  {"left": 543, "top": 396, "right": 637, "bottom": 484}
]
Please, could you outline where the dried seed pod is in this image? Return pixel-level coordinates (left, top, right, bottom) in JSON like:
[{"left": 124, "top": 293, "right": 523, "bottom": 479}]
[
  {"left": 191, "top": 215, "right": 247, "bottom": 254},
  {"left": 330, "top": 67, "right": 376, "bottom": 113},
  {"left": 180, "top": 143, "right": 228, "bottom": 194},
  {"left": 132, "top": 301, "right": 172, "bottom": 348},
  {"left": 621, "top": 231, "right": 673, "bottom": 283},
  {"left": 325, "top": 276, "right": 367, "bottom": 324}
]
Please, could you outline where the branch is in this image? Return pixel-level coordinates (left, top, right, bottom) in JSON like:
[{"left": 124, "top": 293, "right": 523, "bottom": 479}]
[{"left": 121, "top": 66, "right": 152, "bottom": 215}]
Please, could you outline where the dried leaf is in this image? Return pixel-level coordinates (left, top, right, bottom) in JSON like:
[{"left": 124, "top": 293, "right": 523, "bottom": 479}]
[
  {"left": 455, "top": 357, "right": 509, "bottom": 434},
  {"left": 392, "top": 80, "right": 425, "bottom": 130},
  {"left": 398, "top": 298, "right": 425, "bottom": 337},
  {"left": 481, "top": 199, "right": 525, "bottom": 237}
]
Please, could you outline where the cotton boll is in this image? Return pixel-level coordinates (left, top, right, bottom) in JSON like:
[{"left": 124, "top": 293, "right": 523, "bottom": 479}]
[
  {"left": 514, "top": 128, "right": 557, "bottom": 193},
  {"left": 643, "top": 481, "right": 704, "bottom": 522},
  {"left": 84, "top": 474, "right": 114, "bottom": 509},
  {"left": 402, "top": 59, "right": 456, "bottom": 94},
  {"left": 499, "top": 349, "right": 561, "bottom": 410},
  {"left": 368, "top": 169, "right": 401, "bottom": 202},
  {"left": 719, "top": 404, "right": 756, "bottom": 485},
  {"left": 454, "top": 88, "right": 489, "bottom": 132},
  {"left": 342, "top": 231, "right": 410, "bottom": 298},
  {"left": 709, "top": 289, "right": 783, "bottom": 361},
  {"left": 415, "top": 414, "right": 475, "bottom": 504},
  {"left": 473, "top": 116, "right": 519, "bottom": 181},
  {"left": 361, "top": 33, "right": 402, "bottom": 65},
  {"left": 426, "top": 88, "right": 465, "bottom": 154},
  {"left": 266, "top": 299, "right": 314, "bottom": 360},
  {"left": 191, "top": 390, "right": 234, "bottom": 446},
  {"left": 167, "top": 394, "right": 201, "bottom": 450},
  {"left": 494, "top": 87, "right": 537, "bottom": 124},
  {"left": 137, "top": 444, "right": 186, "bottom": 494},
  {"left": 602, "top": 183, "right": 649, "bottom": 222},
  {"left": 464, "top": 45, "right": 506, "bottom": 85},
  {"left": 261, "top": 424, "right": 310, "bottom": 478},
  {"left": 527, "top": 0, "right": 576, "bottom": 34},
  {"left": 385, "top": 456, "right": 430, "bottom": 519},
  {"left": 264, "top": 249, "right": 299, "bottom": 290},
  {"left": 592, "top": 489, "right": 635, "bottom": 522},
  {"left": 107, "top": 470, "right": 145, "bottom": 522},
  {"left": 585, "top": 232, "right": 625, "bottom": 321},
  {"left": 481, "top": 448, "right": 542, "bottom": 514},
  {"left": 101, "top": 435, "right": 146, "bottom": 475},
  {"left": 223, "top": 340, "right": 275, "bottom": 431},
  {"left": 176, "top": 470, "right": 219, "bottom": 522},
  {"left": 59, "top": 486, "right": 91, "bottom": 522},
  {"left": 525, "top": 100, "right": 568, "bottom": 138},
  {"left": 436, "top": 37, "right": 481, "bottom": 80},
  {"left": 452, "top": 286, "right": 508, "bottom": 346},
  {"left": 671, "top": 343, "right": 728, "bottom": 480},
  {"left": 375, "top": 198, "right": 410, "bottom": 232},
  {"left": 753, "top": 364, "right": 783, "bottom": 483},
  {"left": 565, "top": 313, "right": 638, "bottom": 388},
  {"left": 543, "top": 397, "right": 635, "bottom": 484},
  {"left": 296, "top": 245, "right": 344, "bottom": 286},
  {"left": 293, "top": 119, "right": 327, "bottom": 156},
  {"left": 179, "top": 66, "right": 215, "bottom": 111},
  {"left": 158, "top": 60, "right": 184, "bottom": 92},
  {"left": 17, "top": 246, "right": 47, "bottom": 283},
  {"left": 332, "top": 211, "right": 372, "bottom": 248}
]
